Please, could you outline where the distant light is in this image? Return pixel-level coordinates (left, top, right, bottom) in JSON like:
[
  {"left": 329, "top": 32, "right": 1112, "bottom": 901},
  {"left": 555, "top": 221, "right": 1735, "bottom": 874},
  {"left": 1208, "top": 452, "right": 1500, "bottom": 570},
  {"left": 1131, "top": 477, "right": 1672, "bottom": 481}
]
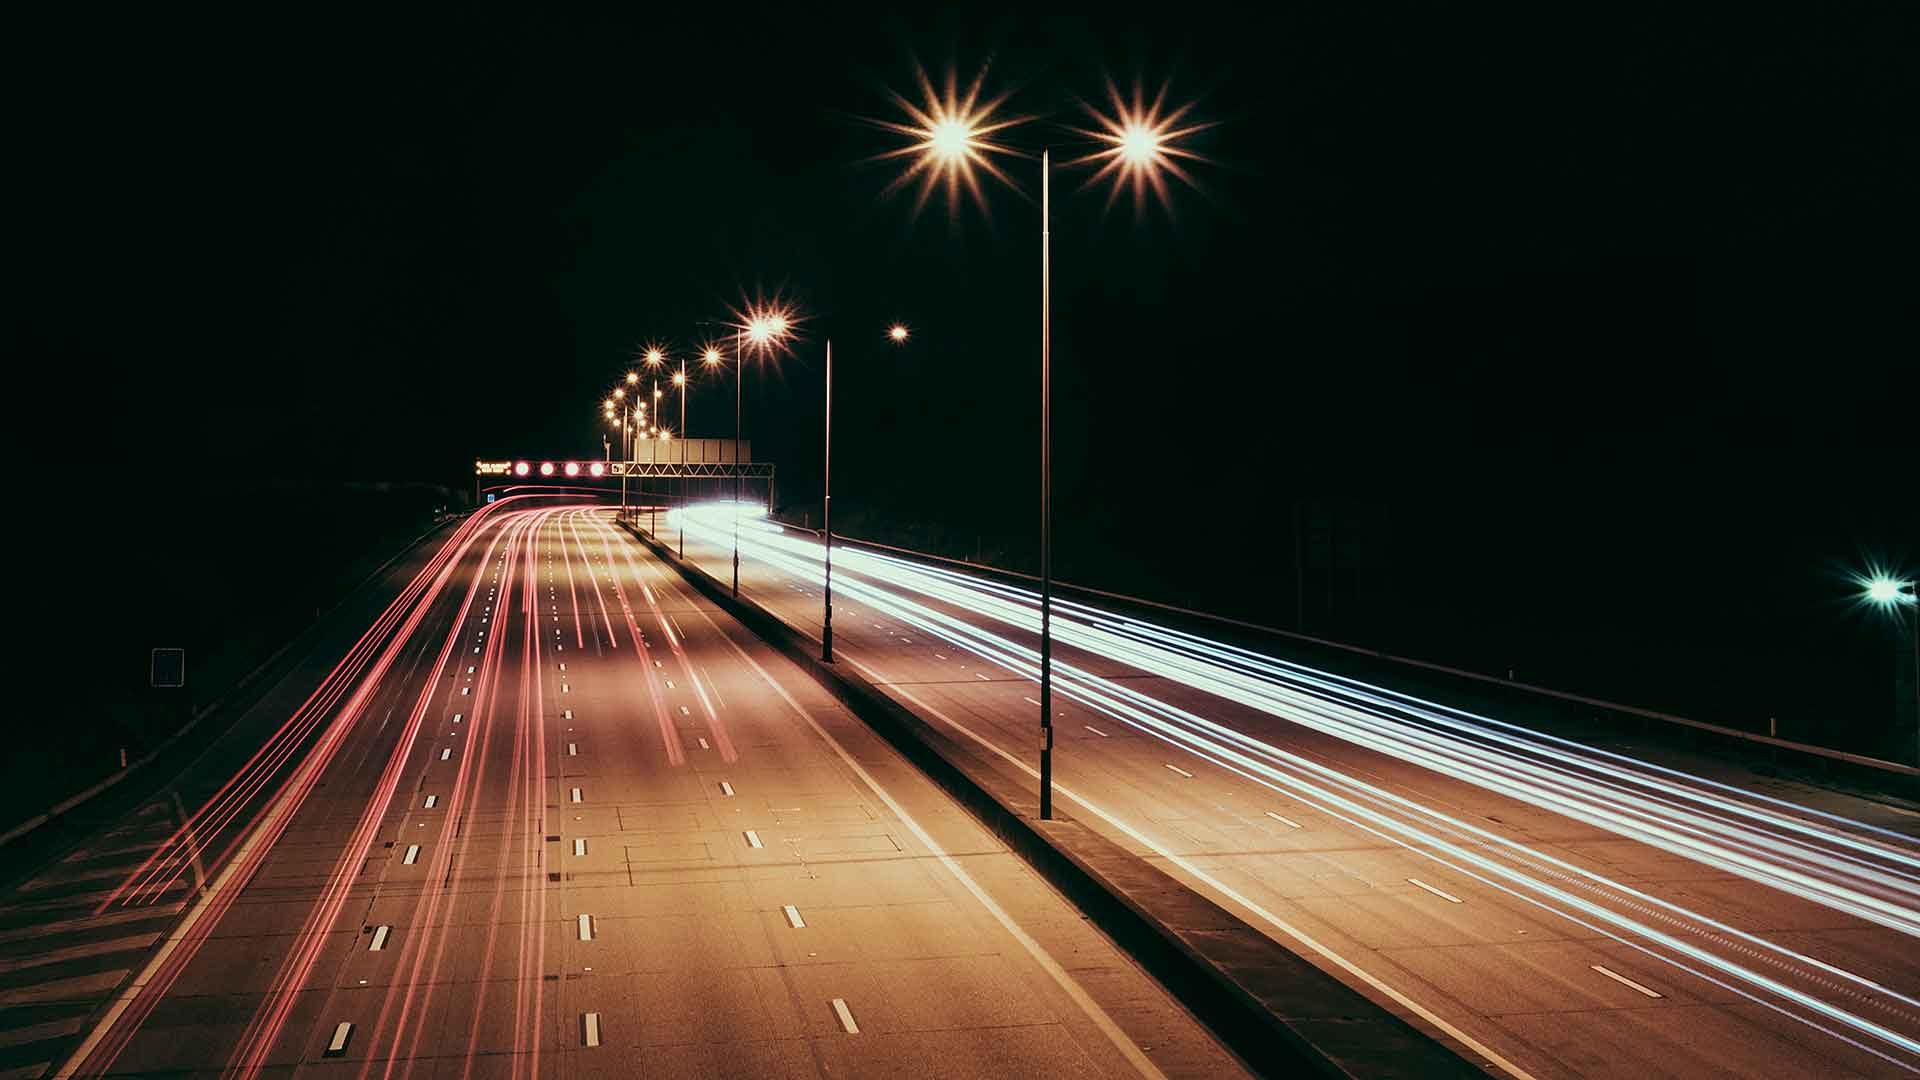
[
  {"left": 539, "top": 462, "right": 555, "bottom": 476},
  {"left": 588, "top": 462, "right": 605, "bottom": 477},
  {"left": 888, "top": 323, "right": 910, "bottom": 343},
  {"left": 613, "top": 388, "right": 625, "bottom": 400},
  {"left": 564, "top": 462, "right": 580, "bottom": 477},
  {"left": 673, "top": 372, "right": 687, "bottom": 386},
  {"left": 645, "top": 347, "right": 666, "bottom": 367},
  {"left": 702, "top": 347, "right": 722, "bottom": 366},
  {"left": 625, "top": 372, "right": 638, "bottom": 385},
  {"left": 514, "top": 461, "right": 530, "bottom": 477},
  {"left": 1867, "top": 577, "right": 1914, "bottom": 606}
]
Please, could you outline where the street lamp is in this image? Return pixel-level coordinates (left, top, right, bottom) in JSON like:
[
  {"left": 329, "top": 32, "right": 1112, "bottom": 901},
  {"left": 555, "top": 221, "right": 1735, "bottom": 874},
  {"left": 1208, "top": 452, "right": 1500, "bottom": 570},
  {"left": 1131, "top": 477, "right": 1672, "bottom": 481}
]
[
  {"left": 874, "top": 65, "right": 1212, "bottom": 820},
  {"left": 823, "top": 323, "right": 913, "bottom": 664},
  {"left": 1863, "top": 573, "right": 1920, "bottom": 764}
]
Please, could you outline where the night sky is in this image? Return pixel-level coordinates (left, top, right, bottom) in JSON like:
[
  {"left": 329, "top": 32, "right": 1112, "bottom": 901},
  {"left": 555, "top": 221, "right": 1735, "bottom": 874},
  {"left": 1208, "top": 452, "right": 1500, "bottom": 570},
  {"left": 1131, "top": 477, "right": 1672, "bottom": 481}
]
[{"left": 16, "top": 9, "right": 1917, "bottom": 754}]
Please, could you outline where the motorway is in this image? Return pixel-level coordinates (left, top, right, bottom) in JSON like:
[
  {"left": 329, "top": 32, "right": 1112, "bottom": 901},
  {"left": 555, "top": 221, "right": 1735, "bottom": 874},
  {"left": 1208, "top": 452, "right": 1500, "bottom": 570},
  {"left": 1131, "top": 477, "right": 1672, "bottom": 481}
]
[
  {"left": 657, "top": 500, "right": 1920, "bottom": 1080},
  {"left": 0, "top": 499, "right": 1244, "bottom": 1079}
]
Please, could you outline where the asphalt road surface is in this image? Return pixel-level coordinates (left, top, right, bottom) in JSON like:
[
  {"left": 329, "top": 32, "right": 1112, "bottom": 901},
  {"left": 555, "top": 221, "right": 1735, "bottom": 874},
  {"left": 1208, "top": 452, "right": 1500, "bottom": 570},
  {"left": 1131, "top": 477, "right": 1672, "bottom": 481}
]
[
  {"left": 0, "top": 498, "right": 1244, "bottom": 1079},
  {"left": 655, "top": 500, "right": 1920, "bottom": 1080}
]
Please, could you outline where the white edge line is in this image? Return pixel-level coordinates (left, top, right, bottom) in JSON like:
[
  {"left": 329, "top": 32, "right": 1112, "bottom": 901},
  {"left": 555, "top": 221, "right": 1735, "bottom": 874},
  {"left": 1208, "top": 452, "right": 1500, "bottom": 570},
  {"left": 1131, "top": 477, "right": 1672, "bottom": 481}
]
[{"left": 848, "top": 655, "right": 1541, "bottom": 1080}]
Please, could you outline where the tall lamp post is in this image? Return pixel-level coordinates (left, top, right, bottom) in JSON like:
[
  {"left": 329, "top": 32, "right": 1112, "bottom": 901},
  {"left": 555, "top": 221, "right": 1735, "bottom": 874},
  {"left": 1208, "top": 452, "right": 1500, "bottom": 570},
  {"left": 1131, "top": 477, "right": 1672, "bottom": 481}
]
[
  {"left": 824, "top": 322, "right": 912, "bottom": 664},
  {"left": 874, "top": 68, "right": 1212, "bottom": 819},
  {"left": 1865, "top": 575, "right": 1920, "bottom": 765}
]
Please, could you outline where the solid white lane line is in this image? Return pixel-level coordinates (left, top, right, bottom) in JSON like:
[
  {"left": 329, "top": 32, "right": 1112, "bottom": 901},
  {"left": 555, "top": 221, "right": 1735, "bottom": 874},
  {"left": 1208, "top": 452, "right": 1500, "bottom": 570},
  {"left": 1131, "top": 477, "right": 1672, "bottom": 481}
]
[
  {"left": 696, "top": 626, "right": 1165, "bottom": 1080},
  {"left": 744, "top": 830, "right": 764, "bottom": 849},
  {"left": 1592, "top": 964, "right": 1664, "bottom": 999},
  {"left": 1408, "top": 878, "right": 1464, "bottom": 904},
  {"left": 578, "top": 914, "right": 593, "bottom": 941},
  {"left": 369, "top": 926, "right": 390, "bottom": 951},
  {"left": 1164, "top": 764, "right": 1193, "bottom": 778},
  {"left": 1085, "top": 725, "right": 1109, "bottom": 738},
  {"left": 846, "top": 656, "right": 1532, "bottom": 1080},
  {"left": 784, "top": 904, "right": 806, "bottom": 929},
  {"left": 403, "top": 845, "right": 420, "bottom": 865},
  {"left": 582, "top": 1012, "right": 602, "bottom": 1047},
  {"left": 719, "top": 782, "right": 735, "bottom": 797},
  {"left": 423, "top": 795, "right": 437, "bottom": 809},
  {"left": 831, "top": 998, "right": 859, "bottom": 1034},
  {"left": 570, "top": 787, "right": 583, "bottom": 803},
  {"left": 326, "top": 1022, "right": 352, "bottom": 1056},
  {"left": 1265, "top": 811, "right": 1303, "bottom": 829},
  {"left": 573, "top": 838, "right": 587, "bottom": 857}
]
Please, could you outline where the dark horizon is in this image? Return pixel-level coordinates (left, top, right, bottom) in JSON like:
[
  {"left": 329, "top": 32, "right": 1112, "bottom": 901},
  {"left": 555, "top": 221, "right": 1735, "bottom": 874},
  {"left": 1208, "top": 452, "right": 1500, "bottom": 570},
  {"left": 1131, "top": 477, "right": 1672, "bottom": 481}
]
[{"left": 17, "top": 8, "right": 1917, "bottom": 753}]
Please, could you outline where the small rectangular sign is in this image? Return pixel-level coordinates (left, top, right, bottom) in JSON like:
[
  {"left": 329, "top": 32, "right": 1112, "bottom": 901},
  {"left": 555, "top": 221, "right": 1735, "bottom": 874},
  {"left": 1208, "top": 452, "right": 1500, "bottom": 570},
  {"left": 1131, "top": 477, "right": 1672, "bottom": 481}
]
[{"left": 150, "top": 648, "right": 186, "bottom": 688}]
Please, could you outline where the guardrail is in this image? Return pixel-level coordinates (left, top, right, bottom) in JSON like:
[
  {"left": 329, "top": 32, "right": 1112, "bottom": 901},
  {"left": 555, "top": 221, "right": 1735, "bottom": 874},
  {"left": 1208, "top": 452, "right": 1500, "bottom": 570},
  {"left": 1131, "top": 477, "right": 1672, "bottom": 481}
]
[{"left": 772, "top": 518, "right": 1919, "bottom": 785}]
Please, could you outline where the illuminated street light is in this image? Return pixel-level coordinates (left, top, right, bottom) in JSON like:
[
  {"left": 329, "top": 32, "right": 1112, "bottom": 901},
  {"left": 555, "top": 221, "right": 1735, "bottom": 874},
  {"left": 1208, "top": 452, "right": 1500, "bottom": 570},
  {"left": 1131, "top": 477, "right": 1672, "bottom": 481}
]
[
  {"left": 1857, "top": 571, "right": 1919, "bottom": 765},
  {"left": 625, "top": 371, "right": 639, "bottom": 385},
  {"left": 875, "top": 65, "right": 1214, "bottom": 820},
  {"left": 823, "top": 322, "right": 915, "bottom": 665},
  {"left": 888, "top": 323, "right": 910, "bottom": 343}
]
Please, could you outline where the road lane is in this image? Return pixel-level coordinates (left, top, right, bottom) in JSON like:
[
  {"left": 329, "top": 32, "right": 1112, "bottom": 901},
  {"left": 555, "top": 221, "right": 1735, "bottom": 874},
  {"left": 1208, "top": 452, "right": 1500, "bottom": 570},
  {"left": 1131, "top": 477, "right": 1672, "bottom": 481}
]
[
  {"left": 21, "top": 503, "right": 1241, "bottom": 1079},
  {"left": 658, "top": 502, "right": 1920, "bottom": 1079}
]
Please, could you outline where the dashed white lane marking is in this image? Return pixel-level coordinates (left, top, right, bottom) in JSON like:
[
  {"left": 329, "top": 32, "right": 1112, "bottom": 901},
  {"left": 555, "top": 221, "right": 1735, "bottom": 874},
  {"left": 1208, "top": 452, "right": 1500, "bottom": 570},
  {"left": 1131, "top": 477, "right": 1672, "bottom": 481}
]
[
  {"left": 563, "top": 710, "right": 572, "bottom": 720},
  {"left": 403, "top": 845, "right": 420, "bottom": 865},
  {"left": 570, "top": 787, "right": 583, "bottom": 804},
  {"left": 568, "top": 743, "right": 578, "bottom": 756},
  {"left": 698, "top": 738, "right": 710, "bottom": 750},
  {"left": 439, "top": 748, "right": 451, "bottom": 761},
  {"left": 678, "top": 705, "right": 691, "bottom": 716},
  {"left": 573, "top": 838, "right": 587, "bottom": 857},
  {"left": 578, "top": 914, "right": 593, "bottom": 941},
  {"left": 1407, "top": 878, "right": 1463, "bottom": 904},
  {"left": 743, "top": 830, "right": 764, "bottom": 849},
  {"left": 934, "top": 653, "right": 948, "bottom": 660},
  {"left": 1084, "top": 725, "right": 1109, "bottom": 737},
  {"left": 1592, "top": 964, "right": 1663, "bottom": 998},
  {"left": 582, "top": 1011, "right": 602, "bottom": 1047},
  {"left": 1164, "top": 764, "right": 1193, "bottom": 778},
  {"left": 369, "top": 926, "right": 391, "bottom": 951},
  {"left": 831, "top": 998, "right": 859, "bottom": 1034},
  {"left": 783, "top": 904, "right": 806, "bottom": 929},
  {"left": 452, "top": 714, "right": 462, "bottom": 723},
  {"left": 974, "top": 673, "right": 989, "bottom": 681},
  {"left": 664, "top": 679, "right": 675, "bottom": 688},
  {"left": 460, "top": 687, "right": 469, "bottom": 696},
  {"left": 719, "top": 782, "right": 734, "bottom": 797},
  {"left": 423, "top": 795, "right": 437, "bottom": 809},
  {"left": 1265, "top": 811, "right": 1303, "bottom": 829},
  {"left": 326, "top": 1021, "right": 353, "bottom": 1056}
]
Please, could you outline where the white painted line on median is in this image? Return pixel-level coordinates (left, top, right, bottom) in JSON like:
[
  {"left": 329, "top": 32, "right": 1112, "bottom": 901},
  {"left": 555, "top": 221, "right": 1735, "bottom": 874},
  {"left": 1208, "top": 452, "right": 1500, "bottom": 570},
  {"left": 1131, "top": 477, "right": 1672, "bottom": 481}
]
[
  {"left": 719, "top": 781, "right": 734, "bottom": 797},
  {"left": 423, "top": 795, "right": 437, "bottom": 809},
  {"left": 578, "top": 914, "right": 593, "bottom": 941},
  {"left": 326, "top": 1021, "right": 352, "bottom": 1056},
  {"left": 570, "top": 787, "right": 583, "bottom": 804},
  {"left": 1085, "top": 725, "right": 1109, "bottom": 737},
  {"left": 1408, "top": 878, "right": 1463, "bottom": 904},
  {"left": 1164, "top": 764, "right": 1193, "bottom": 778},
  {"left": 1265, "top": 811, "right": 1303, "bottom": 829},
  {"left": 744, "top": 830, "right": 763, "bottom": 849},
  {"left": 831, "top": 998, "right": 859, "bottom": 1034},
  {"left": 687, "top": 612, "right": 1167, "bottom": 1080},
  {"left": 1592, "top": 964, "right": 1663, "bottom": 998},
  {"left": 582, "top": 1012, "right": 602, "bottom": 1047},
  {"left": 369, "top": 926, "right": 390, "bottom": 951},
  {"left": 847, "top": 658, "right": 1531, "bottom": 1080},
  {"left": 573, "top": 838, "right": 587, "bottom": 857},
  {"left": 403, "top": 845, "right": 420, "bottom": 865},
  {"left": 783, "top": 904, "right": 805, "bottom": 929}
]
